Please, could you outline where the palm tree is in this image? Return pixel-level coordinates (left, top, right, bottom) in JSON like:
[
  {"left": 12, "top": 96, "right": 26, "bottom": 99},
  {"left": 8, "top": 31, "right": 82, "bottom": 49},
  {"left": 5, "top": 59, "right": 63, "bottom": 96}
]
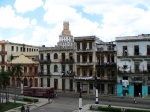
[
  {"left": 0, "top": 70, "right": 11, "bottom": 105},
  {"left": 11, "top": 64, "right": 23, "bottom": 103}
]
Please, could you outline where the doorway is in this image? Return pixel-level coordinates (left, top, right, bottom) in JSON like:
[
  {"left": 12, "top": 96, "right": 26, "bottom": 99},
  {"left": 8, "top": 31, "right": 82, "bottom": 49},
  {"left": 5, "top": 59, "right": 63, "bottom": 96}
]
[
  {"left": 134, "top": 83, "right": 142, "bottom": 96},
  {"left": 62, "top": 79, "right": 65, "bottom": 91},
  {"left": 54, "top": 79, "right": 58, "bottom": 90},
  {"left": 70, "top": 79, "right": 73, "bottom": 91}
]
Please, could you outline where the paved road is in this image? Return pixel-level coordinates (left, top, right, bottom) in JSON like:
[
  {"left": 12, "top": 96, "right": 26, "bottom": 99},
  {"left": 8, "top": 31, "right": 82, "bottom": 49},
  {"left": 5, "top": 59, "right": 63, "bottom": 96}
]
[{"left": 31, "top": 93, "right": 150, "bottom": 112}]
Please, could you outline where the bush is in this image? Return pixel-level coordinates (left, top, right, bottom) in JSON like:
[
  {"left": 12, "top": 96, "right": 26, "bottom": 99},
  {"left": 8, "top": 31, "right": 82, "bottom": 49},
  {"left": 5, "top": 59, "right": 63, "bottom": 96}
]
[
  {"left": 98, "top": 106, "right": 121, "bottom": 112},
  {"left": 23, "top": 97, "right": 39, "bottom": 102}
]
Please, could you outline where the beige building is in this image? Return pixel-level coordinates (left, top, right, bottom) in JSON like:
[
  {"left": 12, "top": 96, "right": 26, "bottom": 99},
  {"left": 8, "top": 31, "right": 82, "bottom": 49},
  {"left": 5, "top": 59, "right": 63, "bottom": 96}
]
[{"left": 0, "top": 40, "right": 40, "bottom": 87}]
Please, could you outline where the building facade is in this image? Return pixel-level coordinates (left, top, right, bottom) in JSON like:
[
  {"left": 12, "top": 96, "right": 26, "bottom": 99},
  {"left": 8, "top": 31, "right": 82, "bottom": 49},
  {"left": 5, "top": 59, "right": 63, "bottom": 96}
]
[
  {"left": 116, "top": 34, "right": 150, "bottom": 98},
  {"left": 0, "top": 40, "right": 40, "bottom": 87}
]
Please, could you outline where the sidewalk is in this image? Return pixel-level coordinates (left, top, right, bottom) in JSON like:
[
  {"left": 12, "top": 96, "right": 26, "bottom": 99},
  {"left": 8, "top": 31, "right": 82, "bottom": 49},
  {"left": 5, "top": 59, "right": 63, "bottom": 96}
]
[
  {"left": 73, "top": 104, "right": 150, "bottom": 112},
  {"left": 5, "top": 98, "right": 50, "bottom": 112}
]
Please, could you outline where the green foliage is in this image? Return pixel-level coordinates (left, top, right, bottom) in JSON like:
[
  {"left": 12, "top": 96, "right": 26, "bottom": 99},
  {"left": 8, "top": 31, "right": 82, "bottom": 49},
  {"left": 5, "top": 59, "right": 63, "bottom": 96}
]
[
  {"left": 125, "top": 109, "right": 150, "bottom": 112},
  {"left": 98, "top": 106, "right": 121, "bottom": 112},
  {"left": 23, "top": 97, "right": 39, "bottom": 102},
  {"left": 0, "top": 70, "right": 11, "bottom": 88},
  {"left": 0, "top": 102, "right": 23, "bottom": 112}
]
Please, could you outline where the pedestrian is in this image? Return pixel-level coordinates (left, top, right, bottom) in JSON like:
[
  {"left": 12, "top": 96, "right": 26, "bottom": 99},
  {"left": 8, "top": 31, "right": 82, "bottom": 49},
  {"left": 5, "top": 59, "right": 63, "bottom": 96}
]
[
  {"left": 121, "top": 94, "right": 123, "bottom": 99},
  {"left": 21, "top": 105, "right": 25, "bottom": 112},
  {"left": 26, "top": 106, "right": 30, "bottom": 112},
  {"left": 108, "top": 99, "right": 111, "bottom": 107},
  {"left": 48, "top": 96, "right": 51, "bottom": 103},
  {"left": 133, "top": 98, "right": 136, "bottom": 104},
  {"left": 139, "top": 93, "right": 141, "bottom": 98}
]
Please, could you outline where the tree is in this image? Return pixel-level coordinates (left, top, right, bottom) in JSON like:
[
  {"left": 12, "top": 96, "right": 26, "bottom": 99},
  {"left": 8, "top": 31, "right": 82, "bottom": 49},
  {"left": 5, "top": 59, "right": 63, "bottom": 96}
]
[
  {"left": 0, "top": 70, "right": 11, "bottom": 105},
  {"left": 11, "top": 64, "right": 23, "bottom": 103}
]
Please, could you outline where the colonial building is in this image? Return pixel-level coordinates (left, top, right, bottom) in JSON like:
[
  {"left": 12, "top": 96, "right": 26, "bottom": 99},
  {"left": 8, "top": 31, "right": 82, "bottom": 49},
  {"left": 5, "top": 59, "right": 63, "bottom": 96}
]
[
  {"left": 0, "top": 40, "right": 40, "bottom": 87},
  {"left": 96, "top": 41, "right": 117, "bottom": 94},
  {"left": 8, "top": 52, "right": 40, "bottom": 87},
  {"left": 39, "top": 46, "right": 75, "bottom": 92},
  {"left": 74, "top": 36, "right": 97, "bottom": 94},
  {"left": 116, "top": 34, "right": 150, "bottom": 97}
]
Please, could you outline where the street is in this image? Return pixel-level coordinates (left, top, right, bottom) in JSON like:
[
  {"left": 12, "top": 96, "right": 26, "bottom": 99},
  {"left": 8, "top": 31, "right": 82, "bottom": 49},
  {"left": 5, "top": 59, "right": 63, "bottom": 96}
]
[{"left": 31, "top": 93, "right": 150, "bottom": 112}]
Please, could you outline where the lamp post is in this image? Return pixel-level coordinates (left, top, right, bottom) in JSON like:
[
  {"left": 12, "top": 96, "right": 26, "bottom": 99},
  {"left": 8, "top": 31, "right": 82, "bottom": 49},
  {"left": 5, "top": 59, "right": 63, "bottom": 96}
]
[
  {"left": 95, "top": 75, "right": 99, "bottom": 104},
  {"left": 79, "top": 86, "right": 82, "bottom": 112}
]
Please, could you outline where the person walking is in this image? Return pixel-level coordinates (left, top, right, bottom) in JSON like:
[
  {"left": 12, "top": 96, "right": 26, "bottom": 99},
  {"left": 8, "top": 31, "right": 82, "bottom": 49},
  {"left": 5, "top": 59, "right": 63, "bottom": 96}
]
[
  {"left": 48, "top": 96, "right": 51, "bottom": 103},
  {"left": 133, "top": 98, "right": 136, "bottom": 104},
  {"left": 26, "top": 106, "right": 30, "bottom": 112},
  {"left": 108, "top": 99, "right": 111, "bottom": 107},
  {"left": 21, "top": 105, "right": 25, "bottom": 112}
]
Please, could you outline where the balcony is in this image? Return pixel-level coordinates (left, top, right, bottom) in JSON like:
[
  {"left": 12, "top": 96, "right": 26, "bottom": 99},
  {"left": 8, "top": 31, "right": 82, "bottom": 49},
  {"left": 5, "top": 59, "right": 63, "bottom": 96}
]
[
  {"left": 61, "top": 71, "right": 75, "bottom": 78},
  {"left": 61, "top": 59, "right": 74, "bottom": 64},
  {"left": 39, "top": 59, "right": 51, "bottom": 64},
  {"left": 131, "top": 77, "right": 143, "bottom": 83},
  {"left": 97, "top": 76, "right": 116, "bottom": 82},
  {"left": 0, "top": 61, "right": 7, "bottom": 65},
  {"left": 74, "top": 76, "right": 94, "bottom": 80},
  {"left": 76, "top": 61, "right": 93, "bottom": 66},
  {"left": 38, "top": 71, "right": 51, "bottom": 77},
  {"left": 96, "top": 62, "right": 116, "bottom": 67},
  {"left": 76, "top": 48, "right": 93, "bottom": 52},
  {"left": 0, "top": 50, "right": 7, "bottom": 55},
  {"left": 107, "top": 47, "right": 114, "bottom": 51},
  {"left": 22, "top": 72, "right": 39, "bottom": 77}
]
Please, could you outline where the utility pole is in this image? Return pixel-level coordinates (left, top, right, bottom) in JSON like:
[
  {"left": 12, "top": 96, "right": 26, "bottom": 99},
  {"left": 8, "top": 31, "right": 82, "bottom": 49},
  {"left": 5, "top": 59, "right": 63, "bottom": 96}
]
[{"left": 79, "top": 87, "right": 82, "bottom": 112}]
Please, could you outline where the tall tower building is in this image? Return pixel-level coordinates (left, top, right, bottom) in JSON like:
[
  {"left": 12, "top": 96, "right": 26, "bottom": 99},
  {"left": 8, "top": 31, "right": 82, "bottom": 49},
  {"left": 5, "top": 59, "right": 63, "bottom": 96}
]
[{"left": 57, "top": 22, "right": 74, "bottom": 48}]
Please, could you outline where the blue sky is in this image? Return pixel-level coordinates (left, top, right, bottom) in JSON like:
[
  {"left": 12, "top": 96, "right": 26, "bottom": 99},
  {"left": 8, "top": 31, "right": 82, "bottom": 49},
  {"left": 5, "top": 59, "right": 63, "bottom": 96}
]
[{"left": 0, "top": 0, "right": 150, "bottom": 46}]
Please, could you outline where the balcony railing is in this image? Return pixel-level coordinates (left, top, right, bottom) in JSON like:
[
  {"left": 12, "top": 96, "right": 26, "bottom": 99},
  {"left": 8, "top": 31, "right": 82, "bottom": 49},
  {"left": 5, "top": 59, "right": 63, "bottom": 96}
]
[
  {"left": 22, "top": 72, "right": 38, "bottom": 76},
  {"left": 61, "top": 71, "right": 75, "bottom": 77},
  {"left": 39, "top": 59, "right": 51, "bottom": 64},
  {"left": 96, "top": 62, "right": 116, "bottom": 67},
  {"left": 61, "top": 59, "right": 74, "bottom": 64},
  {"left": 97, "top": 76, "right": 116, "bottom": 80},
  {"left": 0, "top": 50, "right": 7, "bottom": 55},
  {"left": 38, "top": 72, "right": 51, "bottom": 76}
]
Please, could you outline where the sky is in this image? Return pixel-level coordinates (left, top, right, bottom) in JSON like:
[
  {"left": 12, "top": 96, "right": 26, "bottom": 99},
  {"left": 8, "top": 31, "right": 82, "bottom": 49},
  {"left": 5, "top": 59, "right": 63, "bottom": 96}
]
[{"left": 0, "top": 0, "right": 150, "bottom": 47}]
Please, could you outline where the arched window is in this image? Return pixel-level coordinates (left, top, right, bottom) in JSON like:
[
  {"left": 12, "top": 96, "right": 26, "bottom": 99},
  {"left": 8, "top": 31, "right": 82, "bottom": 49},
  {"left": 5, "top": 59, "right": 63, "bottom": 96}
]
[
  {"left": 54, "top": 65, "right": 58, "bottom": 72},
  {"left": 54, "top": 53, "right": 58, "bottom": 59},
  {"left": 30, "top": 78, "right": 32, "bottom": 87},
  {"left": 24, "top": 78, "right": 27, "bottom": 86}
]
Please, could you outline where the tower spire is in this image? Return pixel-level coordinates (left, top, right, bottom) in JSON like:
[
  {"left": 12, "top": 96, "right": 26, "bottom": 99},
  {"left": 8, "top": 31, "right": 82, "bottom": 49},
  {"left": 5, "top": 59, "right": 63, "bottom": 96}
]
[{"left": 62, "top": 22, "right": 71, "bottom": 36}]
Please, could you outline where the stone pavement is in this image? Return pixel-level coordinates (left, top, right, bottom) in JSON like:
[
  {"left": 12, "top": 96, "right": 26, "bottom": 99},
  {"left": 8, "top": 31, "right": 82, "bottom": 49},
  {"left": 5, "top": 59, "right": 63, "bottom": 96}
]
[
  {"left": 73, "top": 103, "right": 150, "bottom": 112},
  {"left": 5, "top": 98, "right": 50, "bottom": 112}
]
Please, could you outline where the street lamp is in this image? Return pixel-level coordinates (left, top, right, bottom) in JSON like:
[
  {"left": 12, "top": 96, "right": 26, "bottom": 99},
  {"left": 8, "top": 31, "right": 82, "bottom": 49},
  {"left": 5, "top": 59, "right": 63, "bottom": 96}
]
[
  {"left": 79, "top": 86, "right": 82, "bottom": 112},
  {"left": 95, "top": 75, "right": 99, "bottom": 104}
]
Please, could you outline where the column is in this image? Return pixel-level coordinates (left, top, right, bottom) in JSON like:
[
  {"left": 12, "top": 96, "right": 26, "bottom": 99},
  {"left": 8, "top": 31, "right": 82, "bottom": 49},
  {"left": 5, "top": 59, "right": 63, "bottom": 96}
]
[{"left": 104, "top": 83, "right": 108, "bottom": 95}]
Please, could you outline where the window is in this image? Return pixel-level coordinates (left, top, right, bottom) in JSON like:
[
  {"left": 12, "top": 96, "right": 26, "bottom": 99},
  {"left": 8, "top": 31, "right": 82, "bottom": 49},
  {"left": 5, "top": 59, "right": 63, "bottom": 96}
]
[
  {"left": 11, "top": 46, "right": 14, "bottom": 51},
  {"left": 83, "top": 43, "right": 86, "bottom": 50},
  {"left": 47, "top": 78, "right": 50, "bottom": 87},
  {"left": 20, "top": 47, "right": 22, "bottom": 52},
  {"left": 62, "top": 65, "right": 65, "bottom": 72},
  {"left": 123, "top": 46, "right": 127, "bottom": 56},
  {"left": 41, "top": 78, "right": 43, "bottom": 87},
  {"left": 24, "top": 67, "right": 27, "bottom": 73},
  {"left": 77, "top": 55, "right": 80, "bottom": 62},
  {"left": 2, "top": 56, "right": 5, "bottom": 64},
  {"left": 1, "top": 45, "right": 5, "bottom": 51},
  {"left": 29, "top": 67, "right": 32, "bottom": 73},
  {"left": 47, "top": 53, "right": 50, "bottom": 60},
  {"left": 134, "top": 45, "right": 139, "bottom": 55},
  {"left": 40, "top": 53, "right": 43, "bottom": 60},
  {"left": 77, "top": 68, "right": 80, "bottom": 76},
  {"left": 40, "top": 65, "right": 44, "bottom": 74},
  {"left": 16, "top": 46, "right": 18, "bottom": 51},
  {"left": 147, "top": 45, "right": 150, "bottom": 55},
  {"left": 89, "top": 83, "right": 93, "bottom": 90},
  {"left": 69, "top": 65, "right": 73, "bottom": 71},
  {"left": 82, "top": 55, "right": 87, "bottom": 62},
  {"left": 47, "top": 65, "right": 50, "bottom": 74},
  {"left": 54, "top": 53, "right": 58, "bottom": 59},
  {"left": 134, "top": 62, "right": 140, "bottom": 72},
  {"left": 89, "top": 55, "right": 92, "bottom": 62},
  {"left": 62, "top": 53, "right": 65, "bottom": 60},
  {"left": 83, "top": 69, "right": 87, "bottom": 76},
  {"left": 77, "top": 43, "right": 80, "bottom": 50},
  {"left": 89, "top": 69, "right": 92, "bottom": 76},
  {"left": 147, "top": 64, "right": 150, "bottom": 72},
  {"left": 54, "top": 65, "right": 58, "bottom": 72},
  {"left": 89, "top": 42, "right": 92, "bottom": 49}
]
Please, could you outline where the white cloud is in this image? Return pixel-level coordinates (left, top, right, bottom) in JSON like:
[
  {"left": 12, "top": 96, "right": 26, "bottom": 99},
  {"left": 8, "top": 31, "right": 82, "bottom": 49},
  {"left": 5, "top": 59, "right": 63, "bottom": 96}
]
[
  {"left": 14, "top": 0, "right": 43, "bottom": 13},
  {"left": 31, "top": 19, "right": 37, "bottom": 26},
  {"left": 8, "top": 34, "right": 25, "bottom": 43},
  {"left": 0, "top": 5, "right": 31, "bottom": 29},
  {"left": 27, "top": 25, "right": 62, "bottom": 47}
]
